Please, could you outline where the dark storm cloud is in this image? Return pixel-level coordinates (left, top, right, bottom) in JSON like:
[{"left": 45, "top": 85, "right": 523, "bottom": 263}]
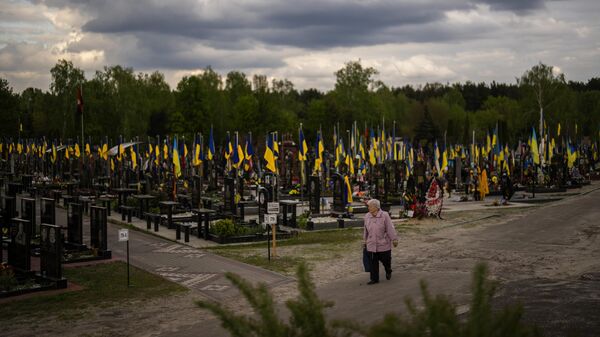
[
  {"left": 475, "top": 0, "right": 546, "bottom": 12},
  {"left": 77, "top": 0, "right": 473, "bottom": 49}
]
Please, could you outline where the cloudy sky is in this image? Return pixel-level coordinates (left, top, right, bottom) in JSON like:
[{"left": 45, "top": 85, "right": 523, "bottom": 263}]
[{"left": 1, "top": 0, "right": 599, "bottom": 93}]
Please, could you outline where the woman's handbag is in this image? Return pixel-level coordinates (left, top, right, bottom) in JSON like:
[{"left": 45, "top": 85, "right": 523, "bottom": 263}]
[{"left": 362, "top": 247, "right": 371, "bottom": 272}]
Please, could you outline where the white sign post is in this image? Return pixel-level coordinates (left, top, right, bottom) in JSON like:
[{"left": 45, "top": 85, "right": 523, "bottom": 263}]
[
  {"left": 118, "top": 229, "right": 131, "bottom": 286},
  {"left": 118, "top": 229, "right": 129, "bottom": 242},
  {"left": 265, "top": 203, "right": 279, "bottom": 260},
  {"left": 267, "top": 202, "right": 279, "bottom": 214}
]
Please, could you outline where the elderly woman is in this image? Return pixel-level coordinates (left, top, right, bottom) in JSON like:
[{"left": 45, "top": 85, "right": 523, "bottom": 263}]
[{"left": 363, "top": 199, "right": 398, "bottom": 285}]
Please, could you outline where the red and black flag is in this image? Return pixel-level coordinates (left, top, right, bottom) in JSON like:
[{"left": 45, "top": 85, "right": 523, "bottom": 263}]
[{"left": 76, "top": 84, "right": 83, "bottom": 115}]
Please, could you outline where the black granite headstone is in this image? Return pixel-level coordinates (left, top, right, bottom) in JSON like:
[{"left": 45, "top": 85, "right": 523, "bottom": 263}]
[
  {"left": 331, "top": 173, "right": 345, "bottom": 213},
  {"left": 20, "top": 197, "right": 36, "bottom": 236},
  {"left": 67, "top": 203, "right": 83, "bottom": 245},
  {"left": 308, "top": 175, "right": 320, "bottom": 214},
  {"left": 40, "top": 224, "right": 62, "bottom": 280},
  {"left": 8, "top": 218, "right": 31, "bottom": 272},
  {"left": 40, "top": 198, "right": 56, "bottom": 226},
  {"left": 90, "top": 206, "right": 110, "bottom": 256},
  {"left": 223, "top": 177, "right": 235, "bottom": 214}
]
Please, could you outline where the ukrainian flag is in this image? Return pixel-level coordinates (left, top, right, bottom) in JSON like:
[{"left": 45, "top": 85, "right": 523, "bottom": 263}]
[
  {"left": 531, "top": 128, "right": 540, "bottom": 165},
  {"left": 208, "top": 127, "right": 215, "bottom": 161},
  {"left": 343, "top": 175, "right": 353, "bottom": 205},
  {"left": 313, "top": 132, "right": 324, "bottom": 172},
  {"left": 298, "top": 128, "right": 308, "bottom": 161},
  {"left": 173, "top": 137, "right": 182, "bottom": 178},
  {"left": 264, "top": 133, "right": 277, "bottom": 173}
]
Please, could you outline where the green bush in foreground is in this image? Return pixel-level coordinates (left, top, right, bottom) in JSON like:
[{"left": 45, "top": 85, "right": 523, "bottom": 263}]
[{"left": 198, "top": 263, "right": 541, "bottom": 337}]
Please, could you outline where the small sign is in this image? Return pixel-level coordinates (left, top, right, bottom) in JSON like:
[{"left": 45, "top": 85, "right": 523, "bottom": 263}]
[
  {"left": 118, "top": 229, "right": 129, "bottom": 242},
  {"left": 264, "top": 214, "right": 277, "bottom": 225},
  {"left": 267, "top": 202, "right": 279, "bottom": 214}
]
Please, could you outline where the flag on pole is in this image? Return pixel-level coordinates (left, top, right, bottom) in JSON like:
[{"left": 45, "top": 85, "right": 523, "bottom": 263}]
[
  {"left": 207, "top": 127, "right": 215, "bottom": 161},
  {"left": 298, "top": 127, "right": 308, "bottom": 161},
  {"left": 313, "top": 132, "right": 324, "bottom": 172},
  {"left": 76, "top": 84, "right": 83, "bottom": 115},
  {"left": 264, "top": 133, "right": 277, "bottom": 173},
  {"left": 343, "top": 175, "right": 353, "bottom": 205},
  {"left": 244, "top": 135, "right": 254, "bottom": 172},
  {"left": 173, "top": 137, "right": 181, "bottom": 178},
  {"left": 531, "top": 128, "right": 540, "bottom": 165}
]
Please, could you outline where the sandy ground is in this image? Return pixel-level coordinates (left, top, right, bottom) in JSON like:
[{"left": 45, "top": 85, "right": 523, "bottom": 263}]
[{"left": 4, "top": 188, "right": 600, "bottom": 336}]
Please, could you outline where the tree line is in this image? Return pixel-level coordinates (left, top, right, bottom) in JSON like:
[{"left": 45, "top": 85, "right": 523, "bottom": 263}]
[{"left": 1, "top": 59, "right": 599, "bottom": 147}]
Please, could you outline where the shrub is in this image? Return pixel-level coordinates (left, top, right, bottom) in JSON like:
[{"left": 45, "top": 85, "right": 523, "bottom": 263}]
[
  {"left": 211, "top": 219, "right": 238, "bottom": 237},
  {"left": 0, "top": 263, "right": 18, "bottom": 292},
  {"left": 297, "top": 211, "right": 310, "bottom": 230}
]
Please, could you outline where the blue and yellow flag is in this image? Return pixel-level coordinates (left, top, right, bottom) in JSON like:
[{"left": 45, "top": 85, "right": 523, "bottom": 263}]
[
  {"left": 173, "top": 137, "right": 181, "bottom": 178},
  {"left": 207, "top": 127, "right": 215, "bottom": 161},
  {"left": 244, "top": 135, "right": 254, "bottom": 172},
  {"left": 343, "top": 175, "right": 353, "bottom": 205},
  {"left": 264, "top": 133, "right": 277, "bottom": 172},
  {"left": 298, "top": 128, "right": 308, "bottom": 161},
  {"left": 531, "top": 128, "right": 540, "bottom": 165},
  {"left": 313, "top": 132, "right": 324, "bottom": 172},
  {"left": 130, "top": 145, "right": 138, "bottom": 170},
  {"left": 193, "top": 135, "right": 202, "bottom": 166}
]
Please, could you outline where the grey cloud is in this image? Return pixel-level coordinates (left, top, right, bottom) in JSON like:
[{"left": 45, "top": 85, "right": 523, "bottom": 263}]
[
  {"left": 475, "top": 0, "right": 546, "bottom": 12},
  {"left": 78, "top": 0, "right": 472, "bottom": 49}
]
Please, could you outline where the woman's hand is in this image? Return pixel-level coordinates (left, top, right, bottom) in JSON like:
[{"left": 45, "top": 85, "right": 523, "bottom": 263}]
[{"left": 393, "top": 239, "right": 398, "bottom": 248}]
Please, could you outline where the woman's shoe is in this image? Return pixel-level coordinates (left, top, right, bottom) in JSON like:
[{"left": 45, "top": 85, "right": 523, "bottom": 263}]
[{"left": 367, "top": 280, "right": 379, "bottom": 285}]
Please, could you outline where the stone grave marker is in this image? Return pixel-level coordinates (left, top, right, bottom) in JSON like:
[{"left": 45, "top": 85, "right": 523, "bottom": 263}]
[
  {"left": 8, "top": 218, "right": 32, "bottom": 272},
  {"left": 40, "top": 223, "right": 65, "bottom": 285},
  {"left": 67, "top": 203, "right": 83, "bottom": 246}
]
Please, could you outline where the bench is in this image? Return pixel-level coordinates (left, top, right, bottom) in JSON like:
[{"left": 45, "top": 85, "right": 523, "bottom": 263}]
[
  {"left": 175, "top": 222, "right": 193, "bottom": 242},
  {"left": 119, "top": 205, "right": 136, "bottom": 223},
  {"left": 145, "top": 212, "right": 162, "bottom": 232}
]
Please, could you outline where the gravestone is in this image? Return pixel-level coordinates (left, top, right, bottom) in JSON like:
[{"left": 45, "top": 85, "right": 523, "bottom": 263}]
[
  {"left": 308, "top": 175, "right": 320, "bottom": 214},
  {"left": 383, "top": 163, "right": 391, "bottom": 202},
  {"left": 263, "top": 172, "right": 278, "bottom": 202},
  {"left": 20, "top": 197, "right": 36, "bottom": 237},
  {"left": 0, "top": 215, "right": 3, "bottom": 263},
  {"left": 40, "top": 198, "right": 56, "bottom": 226},
  {"left": 7, "top": 182, "right": 22, "bottom": 197},
  {"left": 2, "top": 197, "right": 16, "bottom": 225},
  {"left": 90, "top": 206, "right": 111, "bottom": 258},
  {"left": 192, "top": 174, "right": 202, "bottom": 208},
  {"left": 256, "top": 186, "right": 272, "bottom": 224},
  {"left": 223, "top": 177, "right": 235, "bottom": 214},
  {"left": 331, "top": 173, "right": 345, "bottom": 213},
  {"left": 40, "top": 224, "right": 66, "bottom": 287},
  {"left": 21, "top": 174, "right": 33, "bottom": 192},
  {"left": 8, "top": 218, "right": 31, "bottom": 272},
  {"left": 67, "top": 203, "right": 83, "bottom": 246}
]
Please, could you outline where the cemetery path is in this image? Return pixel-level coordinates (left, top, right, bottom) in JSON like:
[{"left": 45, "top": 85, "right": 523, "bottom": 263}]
[
  {"left": 105, "top": 221, "right": 293, "bottom": 301},
  {"left": 311, "top": 185, "right": 600, "bottom": 336}
]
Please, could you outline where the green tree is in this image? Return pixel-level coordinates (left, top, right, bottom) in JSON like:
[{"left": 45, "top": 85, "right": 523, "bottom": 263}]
[
  {"left": 49, "top": 59, "right": 85, "bottom": 138},
  {"left": 0, "top": 78, "right": 20, "bottom": 138},
  {"left": 517, "top": 62, "right": 566, "bottom": 136}
]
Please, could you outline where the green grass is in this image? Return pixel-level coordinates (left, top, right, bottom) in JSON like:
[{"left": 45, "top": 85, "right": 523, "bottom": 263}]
[{"left": 0, "top": 261, "right": 187, "bottom": 322}]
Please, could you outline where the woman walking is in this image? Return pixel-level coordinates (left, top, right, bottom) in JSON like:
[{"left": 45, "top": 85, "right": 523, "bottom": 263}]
[{"left": 363, "top": 199, "right": 398, "bottom": 285}]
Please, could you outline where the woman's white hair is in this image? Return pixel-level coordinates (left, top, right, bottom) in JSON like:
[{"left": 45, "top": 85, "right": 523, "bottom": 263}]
[{"left": 367, "top": 199, "right": 380, "bottom": 210}]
